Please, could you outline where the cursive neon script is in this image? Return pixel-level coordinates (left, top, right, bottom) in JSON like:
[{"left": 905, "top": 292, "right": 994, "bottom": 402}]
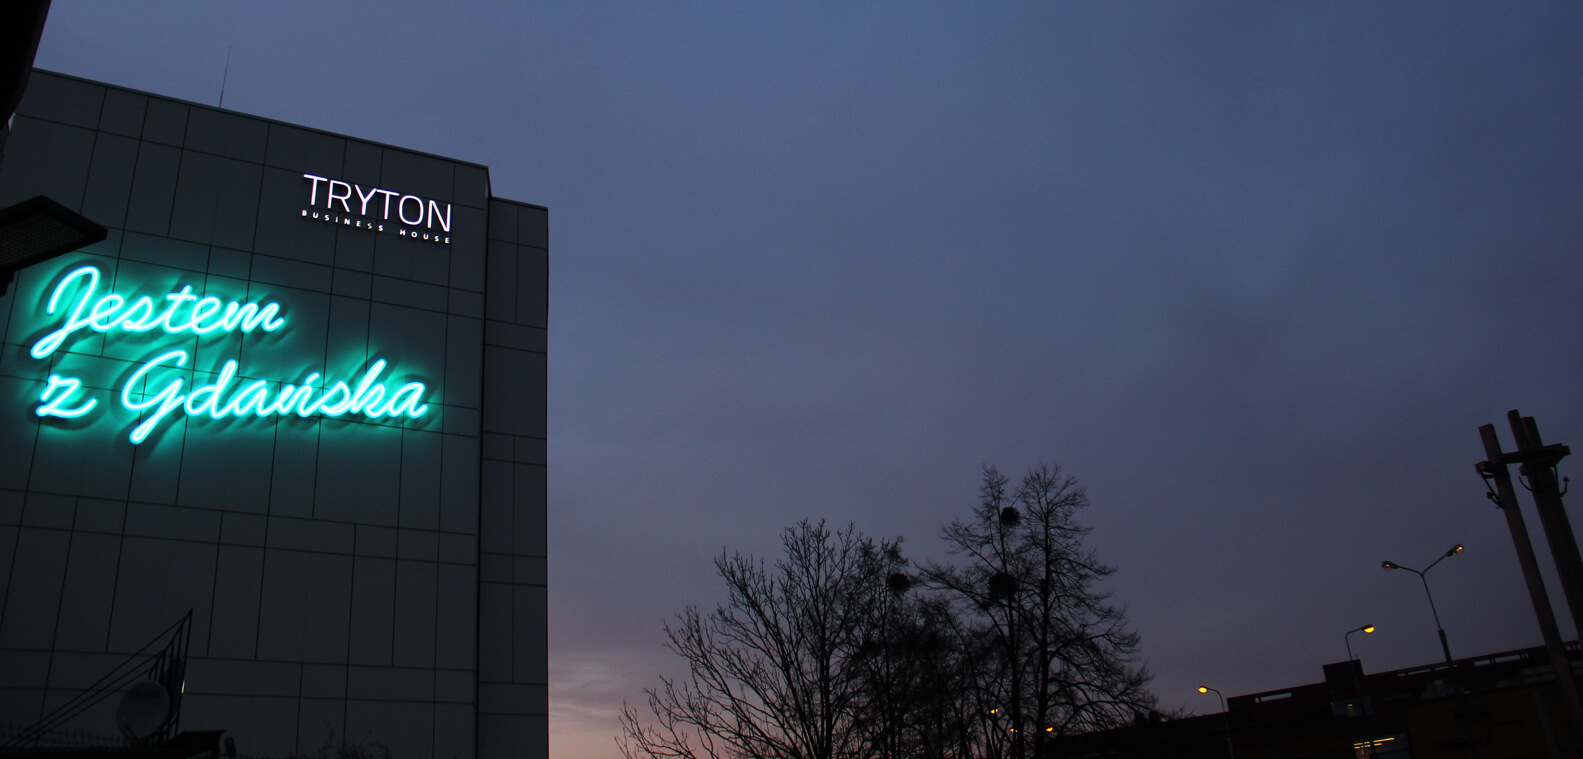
[
  {"left": 38, "top": 374, "right": 97, "bottom": 418},
  {"left": 29, "top": 265, "right": 431, "bottom": 444},
  {"left": 121, "top": 351, "right": 428, "bottom": 445},
  {"left": 31, "top": 265, "right": 285, "bottom": 359}
]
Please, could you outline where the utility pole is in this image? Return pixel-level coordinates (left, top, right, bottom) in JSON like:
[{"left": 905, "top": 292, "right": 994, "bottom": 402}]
[
  {"left": 1508, "top": 411, "right": 1583, "bottom": 639},
  {"left": 1478, "top": 417, "right": 1583, "bottom": 755}
]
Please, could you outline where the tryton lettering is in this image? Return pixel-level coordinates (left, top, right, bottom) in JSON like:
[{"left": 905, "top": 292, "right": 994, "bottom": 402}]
[{"left": 302, "top": 173, "right": 451, "bottom": 245}]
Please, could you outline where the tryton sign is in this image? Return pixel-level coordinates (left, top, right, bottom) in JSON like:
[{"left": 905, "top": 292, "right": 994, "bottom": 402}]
[
  {"left": 301, "top": 173, "right": 452, "bottom": 245},
  {"left": 28, "top": 264, "right": 431, "bottom": 444}
]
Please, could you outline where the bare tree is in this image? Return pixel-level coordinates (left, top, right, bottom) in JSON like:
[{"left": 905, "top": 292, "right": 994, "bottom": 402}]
[
  {"left": 621, "top": 464, "right": 1154, "bottom": 759},
  {"left": 850, "top": 560, "right": 993, "bottom": 759},
  {"left": 867, "top": 592, "right": 984, "bottom": 759},
  {"left": 618, "top": 520, "right": 901, "bottom": 759},
  {"left": 925, "top": 463, "right": 1154, "bottom": 758}
]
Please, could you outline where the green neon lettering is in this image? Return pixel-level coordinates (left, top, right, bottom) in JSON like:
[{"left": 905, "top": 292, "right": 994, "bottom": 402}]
[
  {"left": 285, "top": 376, "right": 321, "bottom": 417},
  {"left": 88, "top": 294, "right": 125, "bottom": 330},
  {"left": 32, "top": 266, "right": 429, "bottom": 443},
  {"left": 386, "top": 383, "right": 429, "bottom": 418},
  {"left": 32, "top": 266, "right": 102, "bottom": 358},
  {"left": 37, "top": 374, "right": 97, "bottom": 418},
  {"left": 304, "top": 381, "right": 355, "bottom": 416},
  {"left": 111, "top": 356, "right": 428, "bottom": 442},
  {"left": 31, "top": 266, "right": 286, "bottom": 358},
  {"left": 221, "top": 379, "right": 271, "bottom": 417},
  {"left": 184, "top": 360, "right": 238, "bottom": 419},
  {"left": 219, "top": 301, "right": 284, "bottom": 332},
  {"left": 187, "top": 296, "right": 224, "bottom": 334},
  {"left": 122, "top": 349, "right": 190, "bottom": 444},
  {"left": 348, "top": 360, "right": 388, "bottom": 414},
  {"left": 118, "top": 296, "right": 157, "bottom": 329},
  {"left": 157, "top": 287, "right": 199, "bottom": 331},
  {"left": 256, "top": 383, "right": 299, "bottom": 416}
]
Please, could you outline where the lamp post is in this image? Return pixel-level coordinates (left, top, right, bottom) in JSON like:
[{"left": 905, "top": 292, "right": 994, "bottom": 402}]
[
  {"left": 1382, "top": 544, "right": 1462, "bottom": 667},
  {"left": 1344, "top": 624, "right": 1375, "bottom": 665},
  {"left": 1197, "top": 686, "right": 1235, "bottom": 759},
  {"left": 1343, "top": 624, "right": 1375, "bottom": 684},
  {"left": 1343, "top": 624, "right": 1375, "bottom": 720}
]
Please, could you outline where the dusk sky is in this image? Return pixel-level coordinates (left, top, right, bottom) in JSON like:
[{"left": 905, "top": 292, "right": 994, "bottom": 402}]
[{"left": 30, "top": 3, "right": 1583, "bottom": 757}]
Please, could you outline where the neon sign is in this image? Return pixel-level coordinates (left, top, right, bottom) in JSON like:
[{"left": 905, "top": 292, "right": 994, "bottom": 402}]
[
  {"left": 300, "top": 173, "right": 451, "bottom": 245},
  {"left": 30, "top": 265, "right": 285, "bottom": 358},
  {"left": 27, "top": 264, "right": 430, "bottom": 444}
]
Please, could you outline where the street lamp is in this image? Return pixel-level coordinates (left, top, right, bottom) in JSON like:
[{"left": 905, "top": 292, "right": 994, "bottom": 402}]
[
  {"left": 1343, "top": 624, "right": 1375, "bottom": 716},
  {"left": 1382, "top": 544, "right": 1463, "bottom": 666},
  {"left": 1197, "top": 686, "right": 1236, "bottom": 759},
  {"left": 1344, "top": 624, "right": 1375, "bottom": 666}
]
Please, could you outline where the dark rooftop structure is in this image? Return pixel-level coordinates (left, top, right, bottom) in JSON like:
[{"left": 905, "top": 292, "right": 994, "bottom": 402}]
[{"left": 1064, "top": 643, "right": 1581, "bottom": 759}]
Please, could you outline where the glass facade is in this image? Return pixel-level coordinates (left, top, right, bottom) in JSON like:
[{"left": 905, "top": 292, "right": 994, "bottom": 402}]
[{"left": 0, "top": 71, "right": 547, "bottom": 759}]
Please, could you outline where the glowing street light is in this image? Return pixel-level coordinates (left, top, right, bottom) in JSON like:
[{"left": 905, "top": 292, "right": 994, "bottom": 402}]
[
  {"left": 1344, "top": 624, "right": 1375, "bottom": 665},
  {"left": 1382, "top": 544, "right": 1463, "bottom": 666},
  {"left": 1343, "top": 624, "right": 1376, "bottom": 707},
  {"left": 1197, "top": 686, "right": 1235, "bottom": 759}
]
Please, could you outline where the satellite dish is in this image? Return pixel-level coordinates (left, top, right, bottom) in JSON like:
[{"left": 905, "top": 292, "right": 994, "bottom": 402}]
[{"left": 115, "top": 681, "right": 169, "bottom": 740}]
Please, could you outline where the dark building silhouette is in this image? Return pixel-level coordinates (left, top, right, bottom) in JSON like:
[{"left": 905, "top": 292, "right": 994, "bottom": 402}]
[
  {"left": 0, "top": 70, "right": 548, "bottom": 759},
  {"left": 1064, "top": 644, "right": 1581, "bottom": 758}
]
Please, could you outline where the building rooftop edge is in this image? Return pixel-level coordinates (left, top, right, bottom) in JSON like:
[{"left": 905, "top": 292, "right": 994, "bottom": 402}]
[{"left": 28, "top": 67, "right": 495, "bottom": 175}]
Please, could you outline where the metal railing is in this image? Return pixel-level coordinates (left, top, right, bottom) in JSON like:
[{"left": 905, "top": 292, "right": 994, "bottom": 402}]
[{"left": 1, "top": 609, "right": 192, "bottom": 748}]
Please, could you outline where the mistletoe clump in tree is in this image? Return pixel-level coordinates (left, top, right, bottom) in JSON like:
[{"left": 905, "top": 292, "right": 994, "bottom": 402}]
[
  {"left": 925, "top": 463, "right": 1154, "bottom": 758},
  {"left": 620, "top": 462, "right": 1154, "bottom": 759}
]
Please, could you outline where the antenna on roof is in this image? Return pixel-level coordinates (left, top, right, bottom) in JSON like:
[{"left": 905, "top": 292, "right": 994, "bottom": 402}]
[{"left": 218, "top": 46, "right": 232, "bottom": 108}]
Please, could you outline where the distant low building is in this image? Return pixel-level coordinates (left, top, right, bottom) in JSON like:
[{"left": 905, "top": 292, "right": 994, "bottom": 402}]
[{"left": 1064, "top": 644, "right": 1580, "bottom": 759}]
